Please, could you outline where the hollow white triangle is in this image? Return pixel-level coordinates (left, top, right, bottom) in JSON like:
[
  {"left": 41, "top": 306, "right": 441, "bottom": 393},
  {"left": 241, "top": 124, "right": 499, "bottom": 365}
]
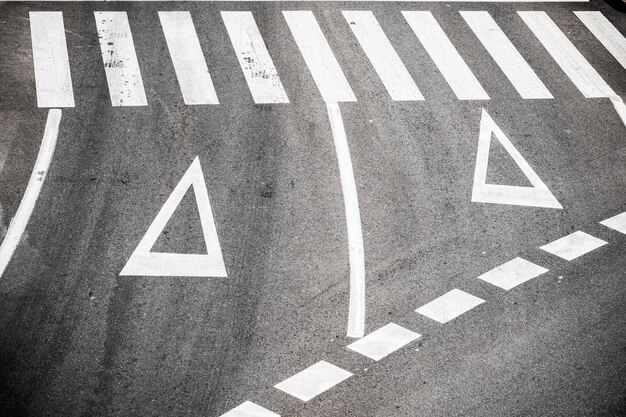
[
  {"left": 120, "top": 157, "right": 227, "bottom": 277},
  {"left": 471, "top": 109, "right": 562, "bottom": 209}
]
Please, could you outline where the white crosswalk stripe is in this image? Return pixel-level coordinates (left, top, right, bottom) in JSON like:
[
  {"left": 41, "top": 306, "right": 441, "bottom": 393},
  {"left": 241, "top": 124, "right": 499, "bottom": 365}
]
[
  {"left": 159, "top": 11, "right": 219, "bottom": 105},
  {"left": 575, "top": 11, "right": 626, "bottom": 71},
  {"left": 95, "top": 11, "right": 148, "bottom": 106}
]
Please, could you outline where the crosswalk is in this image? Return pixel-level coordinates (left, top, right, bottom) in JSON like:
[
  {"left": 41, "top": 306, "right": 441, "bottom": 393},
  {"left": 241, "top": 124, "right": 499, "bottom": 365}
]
[{"left": 28, "top": 9, "right": 626, "bottom": 108}]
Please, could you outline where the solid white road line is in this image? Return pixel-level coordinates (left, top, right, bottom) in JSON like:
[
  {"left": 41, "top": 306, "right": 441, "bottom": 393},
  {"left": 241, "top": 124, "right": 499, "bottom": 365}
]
[
  {"left": 518, "top": 11, "right": 615, "bottom": 99},
  {"left": 461, "top": 11, "right": 553, "bottom": 100},
  {"left": 342, "top": 11, "right": 423, "bottom": 101},
  {"left": 600, "top": 211, "right": 626, "bottom": 234},
  {"left": 159, "top": 11, "right": 219, "bottom": 105},
  {"left": 575, "top": 11, "right": 626, "bottom": 71},
  {"left": 283, "top": 11, "right": 356, "bottom": 103},
  {"left": 95, "top": 11, "right": 147, "bottom": 106},
  {"left": 29, "top": 12, "right": 75, "bottom": 108},
  {"left": 402, "top": 11, "right": 489, "bottom": 100},
  {"left": 0, "top": 109, "right": 61, "bottom": 278},
  {"left": 326, "top": 102, "right": 365, "bottom": 338},
  {"left": 274, "top": 360, "right": 352, "bottom": 402},
  {"left": 478, "top": 257, "right": 548, "bottom": 291},
  {"left": 221, "top": 11, "right": 289, "bottom": 104},
  {"left": 540, "top": 231, "right": 607, "bottom": 261},
  {"left": 220, "top": 401, "right": 280, "bottom": 417},
  {"left": 415, "top": 289, "right": 485, "bottom": 324},
  {"left": 347, "top": 323, "right": 420, "bottom": 361}
]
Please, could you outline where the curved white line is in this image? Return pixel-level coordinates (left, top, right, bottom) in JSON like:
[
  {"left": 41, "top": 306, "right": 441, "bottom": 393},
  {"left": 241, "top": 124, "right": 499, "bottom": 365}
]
[
  {"left": 326, "top": 102, "right": 365, "bottom": 338},
  {"left": 0, "top": 109, "right": 61, "bottom": 277}
]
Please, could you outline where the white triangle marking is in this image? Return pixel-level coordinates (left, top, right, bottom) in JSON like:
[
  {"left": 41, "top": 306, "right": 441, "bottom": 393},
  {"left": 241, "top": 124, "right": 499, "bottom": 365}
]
[
  {"left": 471, "top": 109, "right": 562, "bottom": 209},
  {"left": 120, "top": 157, "right": 227, "bottom": 277}
]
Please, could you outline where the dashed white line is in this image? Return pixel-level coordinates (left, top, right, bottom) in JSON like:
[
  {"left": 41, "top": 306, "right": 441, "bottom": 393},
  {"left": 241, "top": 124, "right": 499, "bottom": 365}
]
[
  {"left": 0, "top": 109, "right": 62, "bottom": 278},
  {"left": 415, "top": 289, "right": 485, "bottom": 324},
  {"left": 402, "top": 11, "right": 489, "bottom": 100},
  {"left": 222, "top": 11, "right": 289, "bottom": 104},
  {"left": 461, "top": 11, "right": 553, "bottom": 99},
  {"left": 274, "top": 360, "right": 353, "bottom": 402},
  {"left": 478, "top": 257, "right": 548, "bottom": 290},
  {"left": 347, "top": 322, "right": 420, "bottom": 361},
  {"left": 575, "top": 11, "right": 626, "bottom": 71},
  {"left": 220, "top": 401, "right": 280, "bottom": 417},
  {"left": 95, "top": 11, "right": 148, "bottom": 106},
  {"left": 283, "top": 11, "right": 356, "bottom": 103},
  {"left": 159, "top": 11, "right": 219, "bottom": 105},
  {"left": 600, "top": 211, "right": 626, "bottom": 234},
  {"left": 540, "top": 231, "right": 607, "bottom": 261},
  {"left": 342, "top": 11, "right": 424, "bottom": 101},
  {"left": 29, "top": 12, "right": 75, "bottom": 108}
]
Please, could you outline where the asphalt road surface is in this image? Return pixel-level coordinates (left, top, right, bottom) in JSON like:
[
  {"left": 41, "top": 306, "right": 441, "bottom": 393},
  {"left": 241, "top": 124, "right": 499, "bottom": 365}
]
[{"left": 0, "top": 1, "right": 625, "bottom": 416}]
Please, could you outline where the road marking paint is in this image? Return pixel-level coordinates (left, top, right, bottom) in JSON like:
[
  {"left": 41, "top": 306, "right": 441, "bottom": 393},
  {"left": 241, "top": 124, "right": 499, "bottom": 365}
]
[
  {"left": 222, "top": 11, "right": 289, "bottom": 104},
  {"left": 29, "top": 12, "right": 75, "bottom": 108},
  {"left": 347, "top": 322, "right": 420, "bottom": 361},
  {"left": 342, "top": 11, "right": 423, "bottom": 101},
  {"left": 415, "top": 289, "right": 485, "bottom": 324},
  {"left": 575, "top": 11, "right": 626, "bottom": 71},
  {"left": 460, "top": 11, "right": 553, "bottom": 100},
  {"left": 283, "top": 11, "right": 356, "bottom": 103},
  {"left": 274, "top": 360, "right": 352, "bottom": 402},
  {"left": 478, "top": 257, "right": 548, "bottom": 290},
  {"left": 220, "top": 401, "right": 280, "bottom": 417},
  {"left": 0, "top": 109, "right": 61, "bottom": 278},
  {"left": 159, "top": 11, "right": 219, "bottom": 105},
  {"left": 326, "top": 102, "right": 365, "bottom": 338},
  {"left": 540, "top": 231, "right": 607, "bottom": 261},
  {"left": 518, "top": 11, "right": 615, "bottom": 99},
  {"left": 402, "top": 11, "right": 489, "bottom": 100},
  {"left": 95, "top": 11, "right": 147, "bottom": 106},
  {"left": 600, "top": 211, "right": 626, "bottom": 234},
  {"left": 120, "top": 157, "right": 227, "bottom": 277},
  {"left": 472, "top": 109, "right": 563, "bottom": 209}
]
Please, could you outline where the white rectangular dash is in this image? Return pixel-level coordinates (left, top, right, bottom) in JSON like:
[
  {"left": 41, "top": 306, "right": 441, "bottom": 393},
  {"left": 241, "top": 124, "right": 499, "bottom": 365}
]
[
  {"left": 95, "top": 11, "right": 147, "bottom": 106},
  {"left": 159, "top": 11, "right": 219, "bottom": 105},
  {"left": 540, "top": 231, "right": 607, "bottom": 260},
  {"left": 415, "top": 289, "right": 484, "bottom": 324},
  {"left": 342, "top": 11, "right": 423, "bottom": 101},
  {"left": 274, "top": 360, "right": 352, "bottom": 402},
  {"left": 519, "top": 11, "right": 615, "bottom": 98},
  {"left": 222, "top": 11, "right": 288, "bottom": 104},
  {"left": 478, "top": 257, "right": 548, "bottom": 290},
  {"left": 575, "top": 11, "right": 626, "bottom": 71},
  {"left": 220, "top": 401, "right": 280, "bottom": 417},
  {"left": 29, "top": 12, "right": 74, "bottom": 107},
  {"left": 283, "top": 11, "right": 356, "bottom": 103},
  {"left": 461, "top": 11, "right": 553, "bottom": 99},
  {"left": 600, "top": 211, "right": 626, "bottom": 234},
  {"left": 347, "top": 322, "right": 420, "bottom": 361},
  {"left": 402, "top": 11, "right": 489, "bottom": 100}
]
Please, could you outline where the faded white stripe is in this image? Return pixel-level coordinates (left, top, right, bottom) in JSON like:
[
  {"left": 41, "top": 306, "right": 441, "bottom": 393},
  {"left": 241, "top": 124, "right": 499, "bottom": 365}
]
[
  {"left": 402, "top": 11, "right": 489, "bottom": 100},
  {"left": 283, "top": 11, "right": 356, "bottom": 102},
  {"left": 159, "top": 11, "right": 219, "bottom": 105},
  {"left": 343, "top": 11, "right": 423, "bottom": 101},
  {"left": 95, "top": 11, "right": 147, "bottom": 106},
  {"left": 29, "top": 12, "right": 74, "bottom": 107},
  {"left": 222, "top": 11, "right": 288, "bottom": 103},
  {"left": 461, "top": 11, "right": 552, "bottom": 99},
  {"left": 575, "top": 11, "right": 626, "bottom": 71}
]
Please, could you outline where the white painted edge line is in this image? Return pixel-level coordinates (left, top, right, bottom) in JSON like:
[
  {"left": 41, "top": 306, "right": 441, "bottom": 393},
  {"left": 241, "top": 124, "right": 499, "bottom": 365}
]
[
  {"left": 0, "top": 109, "right": 61, "bottom": 278},
  {"left": 539, "top": 230, "right": 607, "bottom": 261},
  {"left": 220, "top": 401, "right": 280, "bottom": 417},
  {"left": 347, "top": 322, "right": 420, "bottom": 361},
  {"left": 600, "top": 211, "right": 626, "bottom": 234},
  {"left": 478, "top": 257, "right": 548, "bottom": 291},
  {"left": 415, "top": 289, "right": 485, "bottom": 324},
  {"left": 4, "top": 0, "right": 593, "bottom": 2},
  {"left": 274, "top": 360, "right": 353, "bottom": 402},
  {"left": 326, "top": 102, "right": 365, "bottom": 338}
]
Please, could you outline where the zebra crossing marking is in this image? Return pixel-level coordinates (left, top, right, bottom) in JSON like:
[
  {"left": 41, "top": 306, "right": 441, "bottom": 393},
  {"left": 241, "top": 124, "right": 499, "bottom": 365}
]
[{"left": 575, "top": 11, "right": 626, "bottom": 71}]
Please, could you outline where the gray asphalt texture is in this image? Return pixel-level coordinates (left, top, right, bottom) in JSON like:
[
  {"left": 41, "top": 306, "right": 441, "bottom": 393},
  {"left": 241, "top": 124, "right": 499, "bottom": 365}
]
[{"left": 0, "top": 1, "right": 625, "bottom": 416}]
